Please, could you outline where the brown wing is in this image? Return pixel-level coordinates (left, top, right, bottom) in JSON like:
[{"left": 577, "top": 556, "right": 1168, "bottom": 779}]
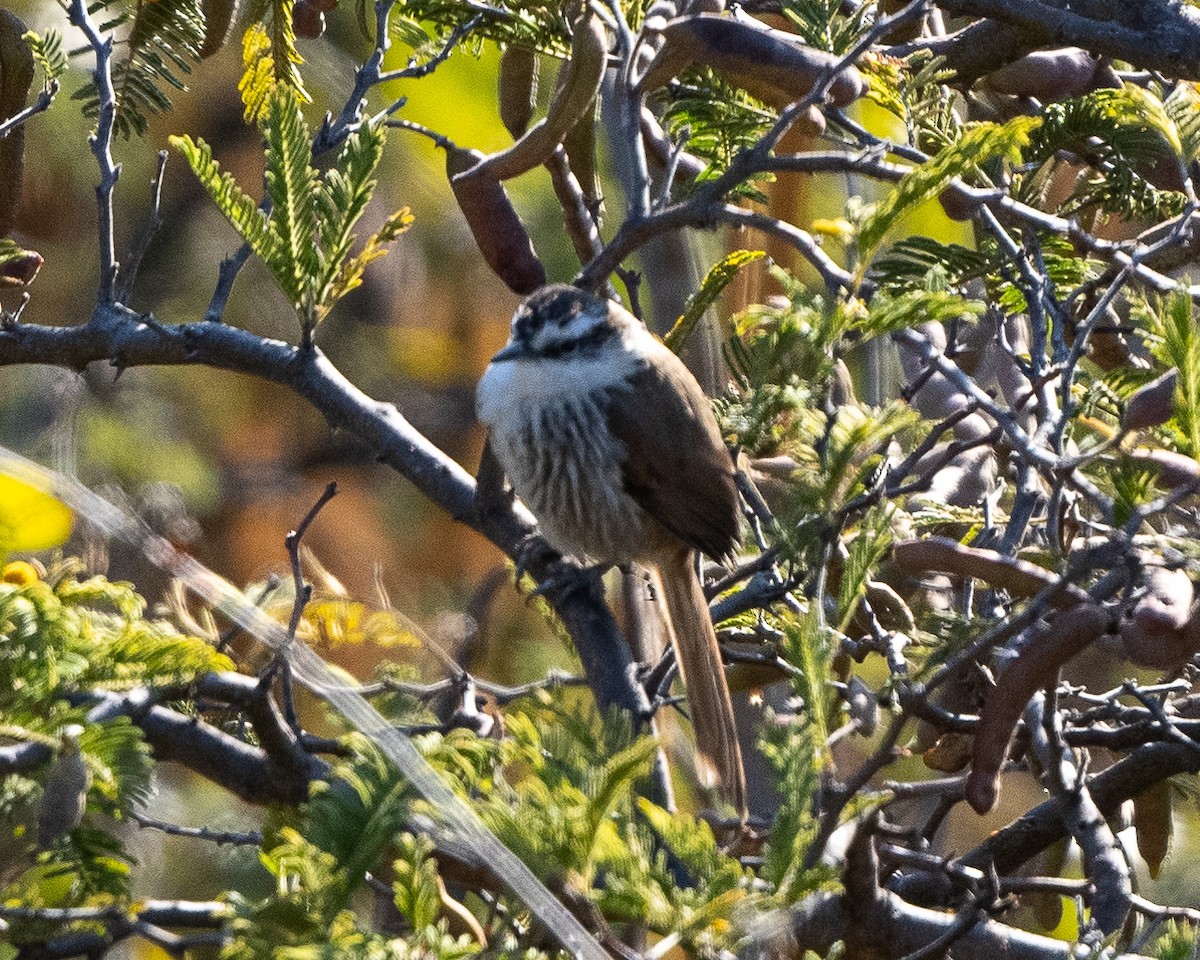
[{"left": 606, "top": 353, "right": 740, "bottom": 561}]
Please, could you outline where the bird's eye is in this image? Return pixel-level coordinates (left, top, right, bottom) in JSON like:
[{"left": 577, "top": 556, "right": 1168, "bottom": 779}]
[{"left": 562, "top": 341, "right": 576, "bottom": 353}]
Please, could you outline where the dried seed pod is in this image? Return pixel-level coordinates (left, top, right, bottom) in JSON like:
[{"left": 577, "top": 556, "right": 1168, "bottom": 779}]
[
  {"left": 0, "top": 247, "right": 42, "bottom": 287},
  {"left": 563, "top": 98, "right": 601, "bottom": 208},
  {"left": 292, "top": 1, "right": 326, "bottom": 39},
  {"left": 983, "top": 48, "right": 1115, "bottom": 101},
  {"left": 893, "top": 535, "right": 1088, "bottom": 608},
  {"left": 1133, "top": 780, "right": 1173, "bottom": 879},
  {"left": 0, "top": 9, "right": 34, "bottom": 237},
  {"left": 1122, "top": 369, "right": 1177, "bottom": 432},
  {"left": 965, "top": 604, "right": 1109, "bottom": 814},
  {"left": 937, "top": 187, "right": 984, "bottom": 222},
  {"left": 1127, "top": 447, "right": 1200, "bottom": 488},
  {"left": 1119, "top": 566, "right": 1197, "bottom": 669},
  {"left": 498, "top": 46, "right": 538, "bottom": 139},
  {"left": 637, "top": 14, "right": 865, "bottom": 111},
  {"left": 446, "top": 145, "right": 546, "bottom": 294},
  {"left": 458, "top": 12, "right": 606, "bottom": 183},
  {"left": 922, "top": 732, "right": 973, "bottom": 773},
  {"left": 1130, "top": 566, "right": 1193, "bottom": 635},
  {"left": 199, "top": 0, "right": 238, "bottom": 57}
]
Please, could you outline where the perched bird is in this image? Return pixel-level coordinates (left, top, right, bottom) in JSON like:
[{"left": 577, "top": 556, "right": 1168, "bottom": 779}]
[{"left": 477, "top": 284, "right": 746, "bottom": 812}]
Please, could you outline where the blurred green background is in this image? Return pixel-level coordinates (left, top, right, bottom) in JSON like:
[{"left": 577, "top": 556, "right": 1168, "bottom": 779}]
[{"left": 0, "top": 0, "right": 578, "bottom": 665}]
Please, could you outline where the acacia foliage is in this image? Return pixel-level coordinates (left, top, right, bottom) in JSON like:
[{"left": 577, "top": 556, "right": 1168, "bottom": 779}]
[{"left": 5, "top": 0, "right": 1200, "bottom": 959}]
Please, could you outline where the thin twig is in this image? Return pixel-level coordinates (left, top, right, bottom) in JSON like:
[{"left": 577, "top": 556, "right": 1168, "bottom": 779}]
[
  {"left": 119, "top": 150, "right": 169, "bottom": 303},
  {"left": 0, "top": 82, "right": 58, "bottom": 140},
  {"left": 66, "top": 0, "right": 120, "bottom": 306},
  {"left": 130, "top": 810, "right": 263, "bottom": 846}
]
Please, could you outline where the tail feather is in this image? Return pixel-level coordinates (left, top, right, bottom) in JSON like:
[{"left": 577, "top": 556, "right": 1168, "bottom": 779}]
[{"left": 656, "top": 552, "right": 747, "bottom": 815}]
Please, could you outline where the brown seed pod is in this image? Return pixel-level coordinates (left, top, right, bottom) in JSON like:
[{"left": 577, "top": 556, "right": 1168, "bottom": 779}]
[
  {"left": 937, "top": 186, "right": 984, "bottom": 222},
  {"left": 458, "top": 12, "right": 606, "bottom": 183},
  {"left": 1122, "top": 369, "right": 1177, "bottom": 432},
  {"left": 446, "top": 145, "right": 546, "bottom": 294},
  {"left": 292, "top": 1, "right": 326, "bottom": 39},
  {"left": 498, "top": 46, "right": 538, "bottom": 140},
  {"left": 637, "top": 14, "right": 865, "bottom": 111},
  {"left": 1132, "top": 780, "right": 1172, "bottom": 879},
  {"left": 1126, "top": 447, "right": 1200, "bottom": 489},
  {"left": 965, "top": 603, "right": 1109, "bottom": 815},
  {"left": 1130, "top": 566, "right": 1193, "bottom": 635},
  {"left": 922, "top": 732, "right": 973, "bottom": 773},
  {"left": 0, "top": 247, "right": 42, "bottom": 287},
  {"left": 1119, "top": 566, "right": 1197, "bottom": 669},
  {"left": 0, "top": 9, "right": 33, "bottom": 237},
  {"left": 983, "top": 49, "right": 1116, "bottom": 102},
  {"left": 199, "top": 0, "right": 239, "bottom": 57},
  {"left": 892, "top": 536, "right": 1088, "bottom": 609},
  {"left": 562, "top": 97, "right": 601, "bottom": 209}
]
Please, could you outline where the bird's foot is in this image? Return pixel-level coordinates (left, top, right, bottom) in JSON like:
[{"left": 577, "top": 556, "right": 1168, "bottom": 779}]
[{"left": 528, "top": 558, "right": 612, "bottom": 603}]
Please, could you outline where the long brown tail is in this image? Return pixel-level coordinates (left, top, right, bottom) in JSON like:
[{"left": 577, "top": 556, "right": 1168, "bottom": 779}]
[{"left": 656, "top": 551, "right": 747, "bottom": 815}]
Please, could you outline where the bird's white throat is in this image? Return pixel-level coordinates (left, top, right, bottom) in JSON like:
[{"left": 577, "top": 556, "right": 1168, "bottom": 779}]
[{"left": 475, "top": 326, "right": 650, "bottom": 431}]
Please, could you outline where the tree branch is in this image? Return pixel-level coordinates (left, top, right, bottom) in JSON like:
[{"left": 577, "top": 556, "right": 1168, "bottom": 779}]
[{"left": 0, "top": 306, "right": 645, "bottom": 715}]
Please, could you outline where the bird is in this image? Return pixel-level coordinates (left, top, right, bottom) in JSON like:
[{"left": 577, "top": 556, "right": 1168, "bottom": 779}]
[{"left": 476, "top": 284, "right": 747, "bottom": 813}]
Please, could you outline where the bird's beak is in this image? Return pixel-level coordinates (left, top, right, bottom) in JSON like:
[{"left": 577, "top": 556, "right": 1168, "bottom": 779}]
[{"left": 490, "top": 341, "right": 532, "bottom": 363}]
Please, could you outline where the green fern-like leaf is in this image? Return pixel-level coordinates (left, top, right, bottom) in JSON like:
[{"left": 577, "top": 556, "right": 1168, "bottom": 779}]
[
  {"left": 99, "top": 622, "right": 235, "bottom": 683},
  {"left": 61, "top": 823, "right": 134, "bottom": 899},
  {"left": 836, "top": 504, "right": 894, "bottom": 632},
  {"left": 315, "top": 123, "right": 386, "bottom": 269},
  {"left": 22, "top": 30, "right": 67, "bottom": 87},
  {"left": 237, "top": 0, "right": 308, "bottom": 124},
  {"left": 859, "top": 115, "right": 1041, "bottom": 262},
  {"left": 860, "top": 288, "right": 983, "bottom": 339},
  {"left": 78, "top": 717, "right": 153, "bottom": 813},
  {"left": 779, "top": 0, "right": 869, "bottom": 54},
  {"left": 1147, "top": 920, "right": 1200, "bottom": 960},
  {"left": 391, "top": 833, "right": 441, "bottom": 931},
  {"left": 1030, "top": 85, "right": 1181, "bottom": 168},
  {"left": 311, "top": 121, "right": 404, "bottom": 318},
  {"left": 0, "top": 566, "right": 233, "bottom": 717},
  {"left": 1165, "top": 82, "right": 1200, "bottom": 165},
  {"left": 323, "top": 207, "right": 413, "bottom": 312},
  {"left": 1025, "top": 86, "right": 1186, "bottom": 219},
  {"left": 306, "top": 742, "right": 411, "bottom": 904},
  {"left": 1108, "top": 457, "right": 1159, "bottom": 529},
  {"left": 389, "top": 0, "right": 572, "bottom": 57},
  {"left": 169, "top": 133, "right": 283, "bottom": 266},
  {"left": 665, "top": 249, "right": 766, "bottom": 353},
  {"left": 262, "top": 87, "right": 321, "bottom": 316},
  {"left": 1154, "top": 289, "right": 1200, "bottom": 458},
  {"left": 237, "top": 23, "right": 277, "bottom": 123},
  {"left": 759, "top": 610, "right": 840, "bottom": 901},
  {"left": 661, "top": 70, "right": 777, "bottom": 188},
  {"left": 77, "top": 0, "right": 205, "bottom": 138},
  {"left": 175, "top": 89, "right": 406, "bottom": 333},
  {"left": 869, "top": 236, "right": 992, "bottom": 295}
]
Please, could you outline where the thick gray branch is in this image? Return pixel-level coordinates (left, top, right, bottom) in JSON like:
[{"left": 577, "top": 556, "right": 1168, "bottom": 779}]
[
  {"left": 904, "top": 0, "right": 1200, "bottom": 81},
  {"left": 0, "top": 305, "right": 643, "bottom": 715}
]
